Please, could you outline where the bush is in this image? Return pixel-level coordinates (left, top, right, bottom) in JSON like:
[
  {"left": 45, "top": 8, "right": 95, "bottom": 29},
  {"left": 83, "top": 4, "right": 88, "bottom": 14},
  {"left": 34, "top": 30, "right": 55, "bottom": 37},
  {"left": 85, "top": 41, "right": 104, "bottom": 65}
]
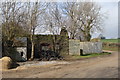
[{"left": 90, "top": 38, "right": 101, "bottom": 42}]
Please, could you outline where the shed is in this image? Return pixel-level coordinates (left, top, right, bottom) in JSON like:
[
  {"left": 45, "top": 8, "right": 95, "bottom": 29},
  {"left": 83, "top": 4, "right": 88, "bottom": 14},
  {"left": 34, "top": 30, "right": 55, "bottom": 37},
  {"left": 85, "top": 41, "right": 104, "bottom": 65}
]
[{"left": 14, "top": 37, "right": 27, "bottom": 61}]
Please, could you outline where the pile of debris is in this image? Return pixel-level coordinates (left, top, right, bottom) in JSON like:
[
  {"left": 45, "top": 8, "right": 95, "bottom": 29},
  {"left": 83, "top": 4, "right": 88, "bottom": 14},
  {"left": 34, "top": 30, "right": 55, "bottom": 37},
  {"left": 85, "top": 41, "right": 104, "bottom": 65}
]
[{"left": 39, "top": 50, "right": 63, "bottom": 61}]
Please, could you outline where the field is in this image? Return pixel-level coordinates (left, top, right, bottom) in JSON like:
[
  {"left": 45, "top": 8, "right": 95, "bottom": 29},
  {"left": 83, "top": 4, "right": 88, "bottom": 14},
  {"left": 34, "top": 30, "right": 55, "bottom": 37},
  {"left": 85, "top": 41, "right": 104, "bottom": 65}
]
[
  {"left": 101, "top": 39, "right": 119, "bottom": 51},
  {"left": 101, "top": 39, "right": 119, "bottom": 43}
]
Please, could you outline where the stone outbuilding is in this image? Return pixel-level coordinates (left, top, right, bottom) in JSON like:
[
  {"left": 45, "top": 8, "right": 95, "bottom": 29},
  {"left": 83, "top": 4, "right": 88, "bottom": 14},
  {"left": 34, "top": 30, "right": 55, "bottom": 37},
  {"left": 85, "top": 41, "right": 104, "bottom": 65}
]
[
  {"left": 13, "top": 37, "right": 27, "bottom": 61},
  {"left": 13, "top": 27, "right": 69, "bottom": 61}
]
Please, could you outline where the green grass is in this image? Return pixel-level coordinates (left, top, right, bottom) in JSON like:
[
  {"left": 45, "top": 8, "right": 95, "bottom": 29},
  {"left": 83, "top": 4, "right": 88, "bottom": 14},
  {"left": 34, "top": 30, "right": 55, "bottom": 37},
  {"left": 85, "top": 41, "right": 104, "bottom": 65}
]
[
  {"left": 71, "top": 52, "right": 111, "bottom": 59},
  {"left": 102, "top": 46, "right": 118, "bottom": 51},
  {"left": 101, "top": 39, "right": 119, "bottom": 43},
  {"left": 101, "top": 39, "right": 119, "bottom": 51}
]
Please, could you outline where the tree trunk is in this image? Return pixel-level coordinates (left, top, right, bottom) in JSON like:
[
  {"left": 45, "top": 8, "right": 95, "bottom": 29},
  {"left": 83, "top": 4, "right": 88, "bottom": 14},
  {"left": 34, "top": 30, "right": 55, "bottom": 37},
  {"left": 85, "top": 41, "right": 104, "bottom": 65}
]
[
  {"left": 31, "top": 42, "right": 34, "bottom": 60},
  {"left": 79, "top": 36, "right": 82, "bottom": 41},
  {"left": 71, "top": 34, "right": 75, "bottom": 39},
  {"left": 86, "top": 33, "right": 91, "bottom": 41},
  {"left": 52, "top": 35, "right": 56, "bottom": 52},
  {"left": 30, "top": 33, "right": 35, "bottom": 60},
  {"left": 84, "top": 33, "right": 91, "bottom": 41}
]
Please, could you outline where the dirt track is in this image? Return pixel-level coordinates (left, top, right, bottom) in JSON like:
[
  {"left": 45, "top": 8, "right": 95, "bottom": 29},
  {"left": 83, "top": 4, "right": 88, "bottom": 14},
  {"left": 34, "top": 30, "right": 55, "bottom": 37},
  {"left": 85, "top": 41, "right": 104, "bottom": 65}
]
[{"left": 2, "top": 50, "right": 118, "bottom": 78}]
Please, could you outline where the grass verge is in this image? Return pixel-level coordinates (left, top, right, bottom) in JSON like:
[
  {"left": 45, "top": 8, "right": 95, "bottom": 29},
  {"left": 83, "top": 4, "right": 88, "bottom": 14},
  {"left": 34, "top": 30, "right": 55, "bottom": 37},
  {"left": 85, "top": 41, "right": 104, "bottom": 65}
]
[
  {"left": 64, "top": 52, "right": 111, "bottom": 61},
  {"left": 102, "top": 46, "right": 118, "bottom": 51}
]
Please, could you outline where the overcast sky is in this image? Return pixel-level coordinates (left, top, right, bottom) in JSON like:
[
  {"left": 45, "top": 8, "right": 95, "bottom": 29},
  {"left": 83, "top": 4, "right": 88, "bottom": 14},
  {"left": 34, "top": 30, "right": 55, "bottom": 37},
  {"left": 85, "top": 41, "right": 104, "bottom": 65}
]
[
  {"left": 1, "top": 0, "right": 119, "bottom": 39},
  {"left": 92, "top": 0, "right": 118, "bottom": 39},
  {"left": 37, "top": 0, "right": 119, "bottom": 39}
]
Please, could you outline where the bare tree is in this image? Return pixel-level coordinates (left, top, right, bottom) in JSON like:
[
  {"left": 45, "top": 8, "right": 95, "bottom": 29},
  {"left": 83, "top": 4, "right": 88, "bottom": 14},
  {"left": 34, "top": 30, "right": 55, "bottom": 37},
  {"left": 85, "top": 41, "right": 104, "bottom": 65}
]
[
  {"left": 62, "top": 2, "right": 104, "bottom": 41},
  {"left": 44, "top": 3, "right": 63, "bottom": 34},
  {"left": 0, "top": 2, "right": 29, "bottom": 60},
  {"left": 1, "top": 2, "right": 19, "bottom": 41},
  {"left": 0, "top": 2, "right": 28, "bottom": 41},
  {"left": 0, "top": 1, "right": 47, "bottom": 60},
  {"left": 62, "top": 2, "right": 81, "bottom": 39},
  {"left": 43, "top": 2, "right": 64, "bottom": 52},
  {"left": 25, "top": 2, "right": 47, "bottom": 60},
  {"left": 78, "top": 2, "right": 103, "bottom": 41}
]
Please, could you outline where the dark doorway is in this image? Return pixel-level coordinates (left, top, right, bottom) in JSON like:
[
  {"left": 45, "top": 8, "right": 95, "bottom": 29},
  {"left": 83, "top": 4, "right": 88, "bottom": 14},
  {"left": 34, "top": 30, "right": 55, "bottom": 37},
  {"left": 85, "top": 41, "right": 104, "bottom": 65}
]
[
  {"left": 21, "top": 52, "right": 23, "bottom": 56},
  {"left": 80, "top": 49, "right": 83, "bottom": 56}
]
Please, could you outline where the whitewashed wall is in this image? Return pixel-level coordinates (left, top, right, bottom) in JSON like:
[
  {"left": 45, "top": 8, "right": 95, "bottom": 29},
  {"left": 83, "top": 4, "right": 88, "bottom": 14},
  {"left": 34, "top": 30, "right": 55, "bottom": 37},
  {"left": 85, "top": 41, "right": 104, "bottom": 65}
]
[
  {"left": 16, "top": 47, "right": 27, "bottom": 61},
  {"left": 69, "top": 40, "right": 102, "bottom": 55}
]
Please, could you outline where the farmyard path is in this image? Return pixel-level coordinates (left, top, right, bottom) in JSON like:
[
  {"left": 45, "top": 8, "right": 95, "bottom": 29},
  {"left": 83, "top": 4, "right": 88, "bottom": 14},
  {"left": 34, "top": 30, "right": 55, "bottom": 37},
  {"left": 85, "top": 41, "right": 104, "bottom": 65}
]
[{"left": 2, "top": 50, "right": 118, "bottom": 78}]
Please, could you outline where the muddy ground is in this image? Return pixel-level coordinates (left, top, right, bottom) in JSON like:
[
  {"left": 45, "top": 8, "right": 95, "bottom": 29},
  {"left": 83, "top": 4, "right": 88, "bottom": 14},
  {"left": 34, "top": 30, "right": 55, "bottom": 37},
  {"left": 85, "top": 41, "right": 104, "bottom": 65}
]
[{"left": 2, "top": 50, "right": 119, "bottom": 78}]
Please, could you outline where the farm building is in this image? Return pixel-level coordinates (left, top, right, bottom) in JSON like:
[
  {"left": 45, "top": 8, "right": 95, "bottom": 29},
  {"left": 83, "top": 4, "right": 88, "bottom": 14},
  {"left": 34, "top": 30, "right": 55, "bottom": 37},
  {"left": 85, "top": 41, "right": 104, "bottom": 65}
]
[
  {"left": 13, "top": 37, "right": 28, "bottom": 61},
  {"left": 5, "top": 27, "right": 69, "bottom": 61},
  {"left": 2, "top": 27, "right": 103, "bottom": 61}
]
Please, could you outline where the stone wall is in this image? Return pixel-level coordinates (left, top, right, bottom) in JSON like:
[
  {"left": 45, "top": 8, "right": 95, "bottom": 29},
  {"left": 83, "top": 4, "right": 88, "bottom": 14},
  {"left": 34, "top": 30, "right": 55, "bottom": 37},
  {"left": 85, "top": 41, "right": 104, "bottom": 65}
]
[
  {"left": 33, "top": 35, "right": 69, "bottom": 57},
  {"left": 69, "top": 40, "right": 80, "bottom": 55},
  {"left": 69, "top": 40, "right": 102, "bottom": 55}
]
